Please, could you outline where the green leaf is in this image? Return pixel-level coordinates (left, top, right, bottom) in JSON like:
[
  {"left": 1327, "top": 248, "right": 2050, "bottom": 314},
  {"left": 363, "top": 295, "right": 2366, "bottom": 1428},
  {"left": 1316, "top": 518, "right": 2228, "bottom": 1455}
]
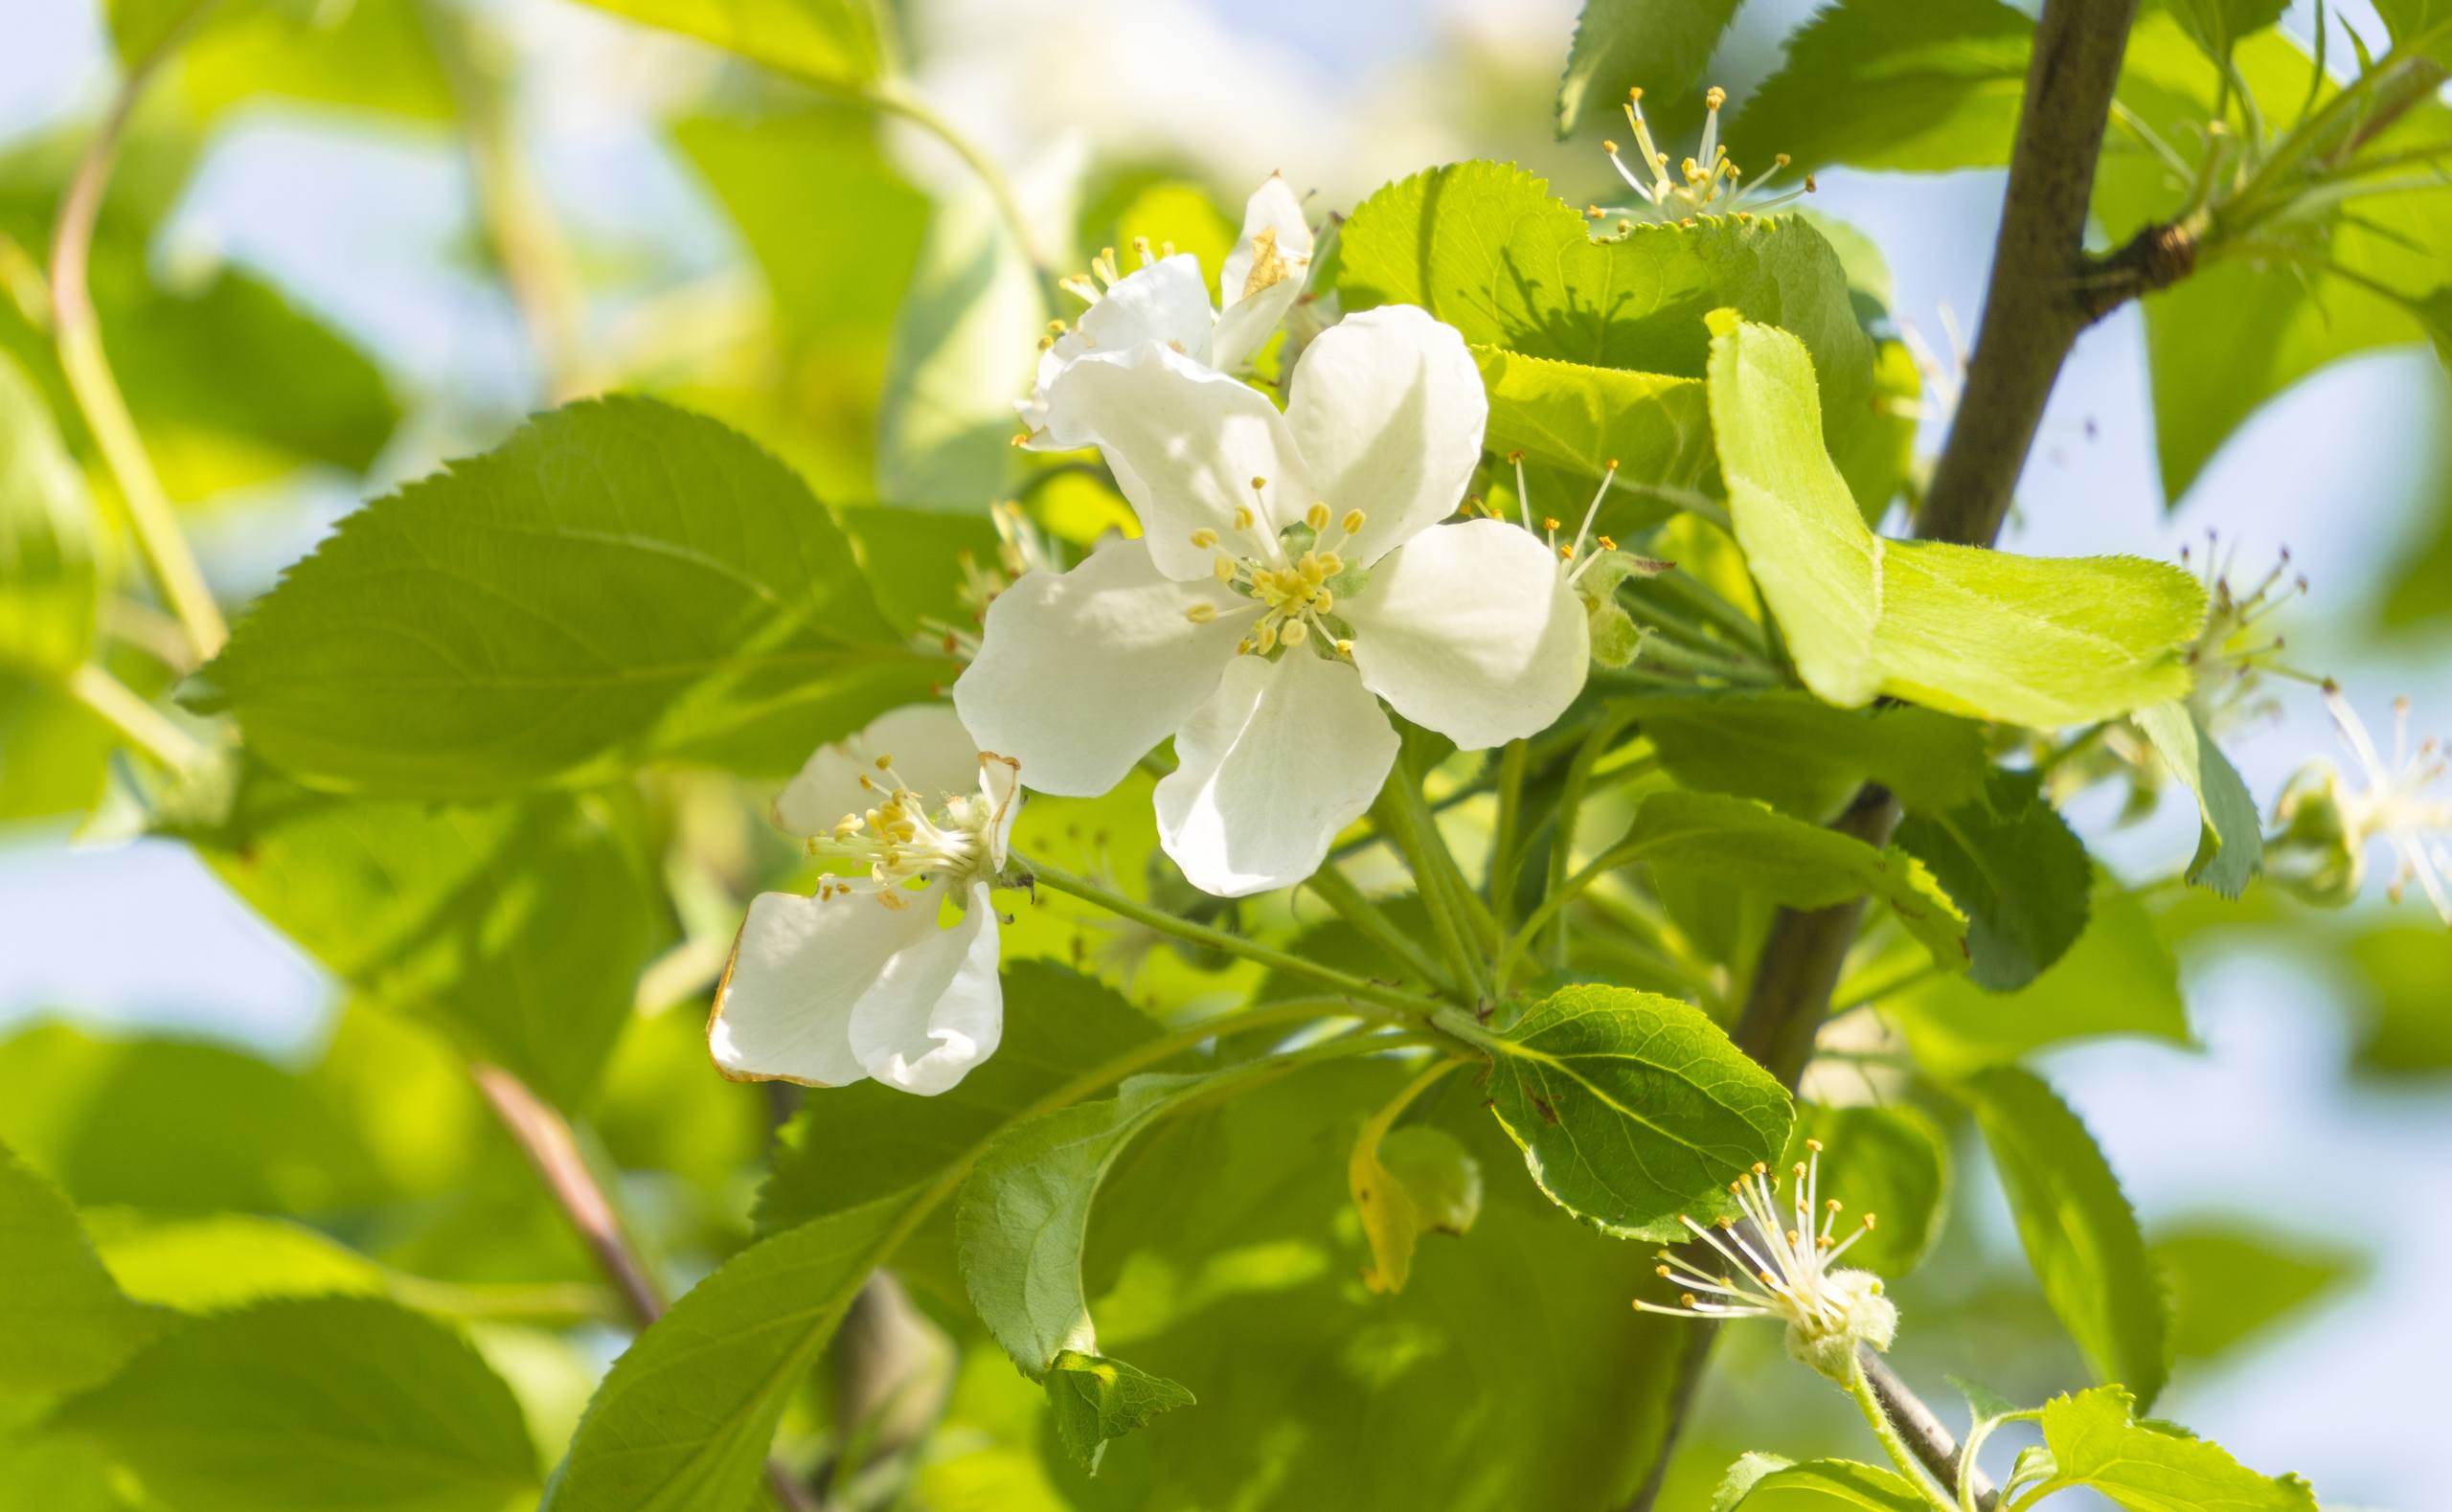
[
  {"left": 1894, "top": 767, "right": 2093, "bottom": 991},
  {"left": 2151, "top": 1222, "right": 2361, "bottom": 1364},
  {"left": 1725, "top": 0, "right": 2034, "bottom": 176},
  {"left": 1331, "top": 162, "right": 1872, "bottom": 445},
  {"left": 54, "top": 1296, "right": 537, "bottom": 1512},
  {"left": 88, "top": 1213, "right": 389, "bottom": 1313},
  {"left": 1479, "top": 983, "right": 1792, "bottom": 1240},
  {"left": 1707, "top": 312, "right": 2206, "bottom": 727},
  {"left": 1043, "top": 1350, "right": 1196, "bottom": 1475},
  {"left": 2344, "top": 921, "right": 2452, "bottom": 1075},
  {"left": 164, "top": 0, "right": 455, "bottom": 123},
  {"left": 1783, "top": 1104, "right": 1948, "bottom": 1276},
  {"left": 1728, "top": 1458, "right": 1934, "bottom": 1509},
  {"left": 0, "top": 351, "right": 98, "bottom": 676},
  {"left": 1473, "top": 347, "right": 1716, "bottom": 499},
  {"left": 541, "top": 1196, "right": 907, "bottom": 1512},
  {"left": 1555, "top": 0, "right": 1744, "bottom": 132},
  {"left": 189, "top": 396, "right": 950, "bottom": 795},
  {"left": 2033, "top": 1387, "right": 2320, "bottom": 1510},
  {"left": 877, "top": 184, "right": 1042, "bottom": 508},
  {"left": 171, "top": 766, "right": 664, "bottom": 1110},
  {"left": 959, "top": 1071, "right": 1243, "bottom": 1374},
  {"left": 1625, "top": 790, "right": 1971, "bottom": 970},
  {"left": 564, "top": 0, "right": 886, "bottom": 90},
  {"left": 838, "top": 504, "right": 1002, "bottom": 639},
  {"left": 0, "top": 1142, "right": 165, "bottom": 1397},
  {"left": 1964, "top": 1068, "right": 2171, "bottom": 1410},
  {"left": 2159, "top": 0, "right": 2290, "bottom": 63},
  {"left": 1883, "top": 878, "right": 2190, "bottom": 1073},
  {"left": 1351, "top": 1120, "right": 1482, "bottom": 1295},
  {"left": 1713, "top": 1453, "right": 1793, "bottom": 1511},
  {"left": 2132, "top": 700, "right": 2262, "bottom": 897},
  {"left": 1629, "top": 690, "right": 1989, "bottom": 819},
  {"left": 2103, "top": 19, "right": 2452, "bottom": 501}
]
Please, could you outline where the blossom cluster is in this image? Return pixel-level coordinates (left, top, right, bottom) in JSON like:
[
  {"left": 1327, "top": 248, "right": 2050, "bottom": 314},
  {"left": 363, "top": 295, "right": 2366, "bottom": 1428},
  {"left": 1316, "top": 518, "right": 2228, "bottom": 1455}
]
[{"left": 708, "top": 177, "right": 1594, "bottom": 1094}]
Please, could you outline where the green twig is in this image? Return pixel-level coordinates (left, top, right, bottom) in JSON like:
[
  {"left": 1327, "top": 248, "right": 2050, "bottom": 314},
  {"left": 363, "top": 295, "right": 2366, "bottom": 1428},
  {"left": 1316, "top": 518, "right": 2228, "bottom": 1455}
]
[{"left": 1305, "top": 864, "right": 1453, "bottom": 995}]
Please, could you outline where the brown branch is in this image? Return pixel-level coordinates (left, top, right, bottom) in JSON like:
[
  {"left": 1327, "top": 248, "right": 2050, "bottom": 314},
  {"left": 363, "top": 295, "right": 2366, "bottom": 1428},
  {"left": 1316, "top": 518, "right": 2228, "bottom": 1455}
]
[
  {"left": 1864, "top": 1350, "right": 1997, "bottom": 1508},
  {"left": 1623, "top": 1, "right": 2152, "bottom": 1504},
  {"left": 472, "top": 1064, "right": 824, "bottom": 1512}
]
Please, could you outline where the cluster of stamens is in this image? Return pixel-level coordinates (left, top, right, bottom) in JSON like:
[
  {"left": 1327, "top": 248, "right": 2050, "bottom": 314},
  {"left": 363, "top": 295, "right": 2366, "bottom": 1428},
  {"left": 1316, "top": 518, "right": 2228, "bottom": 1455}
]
[
  {"left": 1591, "top": 86, "right": 1809, "bottom": 231},
  {"left": 2319, "top": 686, "right": 2452, "bottom": 920},
  {"left": 1183, "top": 480, "right": 1365, "bottom": 659},
  {"left": 2178, "top": 530, "right": 2308, "bottom": 733},
  {"left": 1054, "top": 237, "right": 1175, "bottom": 317},
  {"left": 1507, "top": 451, "right": 1625, "bottom": 586},
  {"left": 1636, "top": 1142, "right": 1880, "bottom": 1333},
  {"left": 807, "top": 755, "right": 992, "bottom": 908}
]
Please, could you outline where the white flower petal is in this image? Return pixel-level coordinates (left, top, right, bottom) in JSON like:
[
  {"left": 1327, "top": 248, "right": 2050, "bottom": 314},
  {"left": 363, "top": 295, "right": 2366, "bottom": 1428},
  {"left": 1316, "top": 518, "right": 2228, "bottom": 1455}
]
[
  {"left": 709, "top": 888, "right": 938, "bottom": 1087},
  {"left": 1344, "top": 518, "right": 1590, "bottom": 750},
  {"left": 1220, "top": 173, "right": 1314, "bottom": 313},
  {"left": 1040, "top": 343, "right": 1314, "bottom": 578},
  {"left": 980, "top": 752, "right": 1023, "bottom": 867},
  {"left": 954, "top": 539, "right": 1252, "bottom": 797},
  {"left": 848, "top": 882, "right": 1004, "bottom": 1095},
  {"left": 1021, "top": 256, "right": 1214, "bottom": 448},
  {"left": 1212, "top": 173, "right": 1314, "bottom": 372},
  {"left": 776, "top": 703, "right": 979, "bottom": 838},
  {"left": 1285, "top": 305, "right": 1486, "bottom": 567},
  {"left": 1015, "top": 332, "right": 1084, "bottom": 444},
  {"left": 1156, "top": 649, "right": 1397, "bottom": 897}
]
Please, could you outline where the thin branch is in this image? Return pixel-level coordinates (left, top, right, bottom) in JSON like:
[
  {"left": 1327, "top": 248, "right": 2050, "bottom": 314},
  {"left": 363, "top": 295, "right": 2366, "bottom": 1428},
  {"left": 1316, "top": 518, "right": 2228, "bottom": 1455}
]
[
  {"left": 49, "top": 1, "right": 229, "bottom": 663},
  {"left": 62, "top": 663, "right": 204, "bottom": 772},
  {"left": 470, "top": 1064, "right": 822, "bottom": 1512},
  {"left": 1864, "top": 1350, "right": 1999, "bottom": 1510},
  {"left": 1625, "top": 0, "right": 2152, "bottom": 1502}
]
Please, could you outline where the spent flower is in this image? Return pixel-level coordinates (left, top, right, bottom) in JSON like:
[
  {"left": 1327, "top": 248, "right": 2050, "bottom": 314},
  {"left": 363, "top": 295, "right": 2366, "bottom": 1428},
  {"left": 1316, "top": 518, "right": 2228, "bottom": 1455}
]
[
  {"left": 708, "top": 704, "right": 1022, "bottom": 1095},
  {"left": 1593, "top": 85, "right": 1808, "bottom": 229},
  {"left": 1636, "top": 1142, "right": 1896, "bottom": 1382},
  {"left": 2269, "top": 686, "right": 2452, "bottom": 924}
]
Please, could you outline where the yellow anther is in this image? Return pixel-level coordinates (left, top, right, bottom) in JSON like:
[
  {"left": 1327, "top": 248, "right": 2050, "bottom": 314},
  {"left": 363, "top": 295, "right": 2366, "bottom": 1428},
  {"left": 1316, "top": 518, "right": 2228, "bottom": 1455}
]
[
  {"left": 874, "top": 754, "right": 894, "bottom": 770},
  {"left": 1214, "top": 554, "right": 1237, "bottom": 582},
  {"left": 1863, "top": 1213, "right": 1878, "bottom": 1230},
  {"left": 1341, "top": 508, "right": 1366, "bottom": 535},
  {"left": 1037, "top": 335, "right": 1056, "bottom": 350},
  {"left": 1316, "top": 551, "right": 1344, "bottom": 575},
  {"left": 1705, "top": 85, "right": 1727, "bottom": 109},
  {"left": 1617, "top": 219, "right": 1632, "bottom": 233},
  {"left": 1233, "top": 505, "right": 1255, "bottom": 530},
  {"left": 1602, "top": 140, "right": 1620, "bottom": 154},
  {"left": 1775, "top": 152, "right": 1792, "bottom": 167},
  {"left": 1586, "top": 205, "right": 1604, "bottom": 220},
  {"left": 1597, "top": 534, "right": 1617, "bottom": 552},
  {"left": 1185, "top": 602, "right": 1218, "bottom": 624},
  {"left": 1313, "top": 589, "right": 1334, "bottom": 614},
  {"left": 1752, "top": 1162, "right": 1768, "bottom": 1175},
  {"left": 857, "top": 773, "right": 875, "bottom": 790},
  {"left": 1543, "top": 517, "right": 1562, "bottom": 532},
  {"left": 1805, "top": 1140, "right": 1823, "bottom": 1153},
  {"left": 1249, "top": 475, "right": 1267, "bottom": 491},
  {"left": 1629, "top": 86, "right": 1645, "bottom": 102},
  {"left": 1191, "top": 528, "right": 1218, "bottom": 550},
  {"left": 1254, "top": 621, "right": 1278, "bottom": 654},
  {"left": 1280, "top": 620, "right": 1308, "bottom": 647},
  {"left": 1306, "top": 501, "right": 1330, "bottom": 530},
  {"left": 1827, "top": 1199, "right": 1842, "bottom": 1211},
  {"left": 1046, "top": 319, "right": 1067, "bottom": 334},
  {"left": 1656, "top": 1264, "right": 1672, "bottom": 1278},
  {"left": 1334, "top": 637, "right": 1353, "bottom": 657},
  {"left": 1559, "top": 544, "right": 1576, "bottom": 561}
]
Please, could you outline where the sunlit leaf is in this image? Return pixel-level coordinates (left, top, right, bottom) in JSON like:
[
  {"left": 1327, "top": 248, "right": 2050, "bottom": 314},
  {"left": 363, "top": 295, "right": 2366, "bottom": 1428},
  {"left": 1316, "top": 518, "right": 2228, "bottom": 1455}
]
[
  {"left": 878, "top": 184, "right": 1043, "bottom": 508},
  {"left": 1627, "top": 691, "right": 1988, "bottom": 819},
  {"left": 2032, "top": 1386, "right": 2319, "bottom": 1510},
  {"left": 0, "top": 350, "right": 99, "bottom": 676},
  {"left": 1555, "top": 0, "right": 1744, "bottom": 134},
  {"left": 1725, "top": 1456, "right": 1933, "bottom": 1509},
  {"left": 1044, "top": 1350, "right": 1196, "bottom": 1475},
  {"left": 2151, "top": 1221, "right": 2360, "bottom": 1364},
  {"left": 1725, "top": 0, "right": 2033, "bottom": 176},
  {"left": 0, "top": 1142, "right": 166, "bottom": 1397},
  {"left": 2132, "top": 700, "right": 2263, "bottom": 897},
  {"left": 563, "top": 0, "right": 886, "bottom": 91},
  {"left": 1894, "top": 768, "right": 2093, "bottom": 991}
]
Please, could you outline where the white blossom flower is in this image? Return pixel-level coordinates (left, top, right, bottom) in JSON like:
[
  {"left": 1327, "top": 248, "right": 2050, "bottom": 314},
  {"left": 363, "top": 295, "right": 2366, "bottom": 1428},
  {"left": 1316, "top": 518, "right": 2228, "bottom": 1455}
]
[
  {"left": 955, "top": 305, "right": 1588, "bottom": 898},
  {"left": 708, "top": 704, "right": 1022, "bottom": 1095},
  {"left": 2270, "top": 688, "right": 2452, "bottom": 924},
  {"left": 1635, "top": 1142, "right": 1896, "bottom": 1379},
  {"left": 1016, "top": 173, "right": 1314, "bottom": 445}
]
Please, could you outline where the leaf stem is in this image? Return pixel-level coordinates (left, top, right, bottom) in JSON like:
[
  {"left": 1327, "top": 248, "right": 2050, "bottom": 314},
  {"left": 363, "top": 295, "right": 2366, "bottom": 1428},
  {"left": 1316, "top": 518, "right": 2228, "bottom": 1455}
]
[
  {"left": 1845, "top": 1354, "right": 1960, "bottom": 1512},
  {"left": 1542, "top": 706, "right": 1643, "bottom": 968},
  {"left": 1305, "top": 863, "right": 1453, "bottom": 994},
  {"left": 61, "top": 663, "right": 203, "bottom": 772},
  {"left": 1371, "top": 760, "right": 1490, "bottom": 1003},
  {"left": 859, "top": 81, "right": 1059, "bottom": 286},
  {"left": 1488, "top": 737, "right": 1532, "bottom": 931},
  {"left": 1016, "top": 852, "right": 1446, "bottom": 1023},
  {"left": 48, "top": 1, "right": 229, "bottom": 664}
]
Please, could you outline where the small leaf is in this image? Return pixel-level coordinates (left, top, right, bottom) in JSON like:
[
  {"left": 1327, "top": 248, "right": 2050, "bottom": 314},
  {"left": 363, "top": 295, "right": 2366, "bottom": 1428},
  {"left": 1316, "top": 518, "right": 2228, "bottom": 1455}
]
[
  {"left": 1629, "top": 691, "right": 1988, "bottom": 818},
  {"left": 0, "top": 1141, "right": 166, "bottom": 1397},
  {"left": 54, "top": 1295, "right": 537, "bottom": 1512},
  {"left": 1331, "top": 163, "right": 1872, "bottom": 446},
  {"left": 1044, "top": 1350, "right": 1196, "bottom": 1475},
  {"left": 2034, "top": 1387, "right": 2320, "bottom": 1510},
  {"left": 0, "top": 352, "right": 99, "bottom": 677},
  {"left": 1727, "top": 1457, "right": 1934, "bottom": 1508},
  {"left": 170, "top": 764, "right": 665, "bottom": 1111},
  {"left": 1708, "top": 313, "right": 2207, "bottom": 728},
  {"left": 1555, "top": 0, "right": 1745, "bottom": 133},
  {"left": 1894, "top": 768, "right": 2094, "bottom": 992},
  {"left": 1726, "top": 0, "right": 2035, "bottom": 176},
  {"left": 1783, "top": 1104, "right": 1948, "bottom": 1276},
  {"left": 2132, "top": 700, "right": 2262, "bottom": 898},
  {"left": 562, "top": 0, "right": 886, "bottom": 90},
  {"left": 88, "top": 1213, "right": 388, "bottom": 1313},
  {"left": 1712, "top": 1452, "right": 1793, "bottom": 1511},
  {"left": 189, "top": 396, "right": 950, "bottom": 796},
  {"left": 2151, "top": 1222, "right": 2361, "bottom": 1364},
  {"left": 1480, "top": 983, "right": 1791, "bottom": 1240},
  {"left": 1351, "top": 1119, "right": 1482, "bottom": 1295},
  {"left": 1964, "top": 1069, "right": 2172, "bottom": 1410},
  {"left": 1473, "top": 347, "right": 1715, "bottom": 499},
  {"left": 1885, "top": 877, "right": 2190, "bottom": 1073},
  {"left": 1949, "top": 1374, "right": 2026, "bottom": 1425},
  {"left": 1626, "top": 790, "right": 1970, "bottom": 971}
]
